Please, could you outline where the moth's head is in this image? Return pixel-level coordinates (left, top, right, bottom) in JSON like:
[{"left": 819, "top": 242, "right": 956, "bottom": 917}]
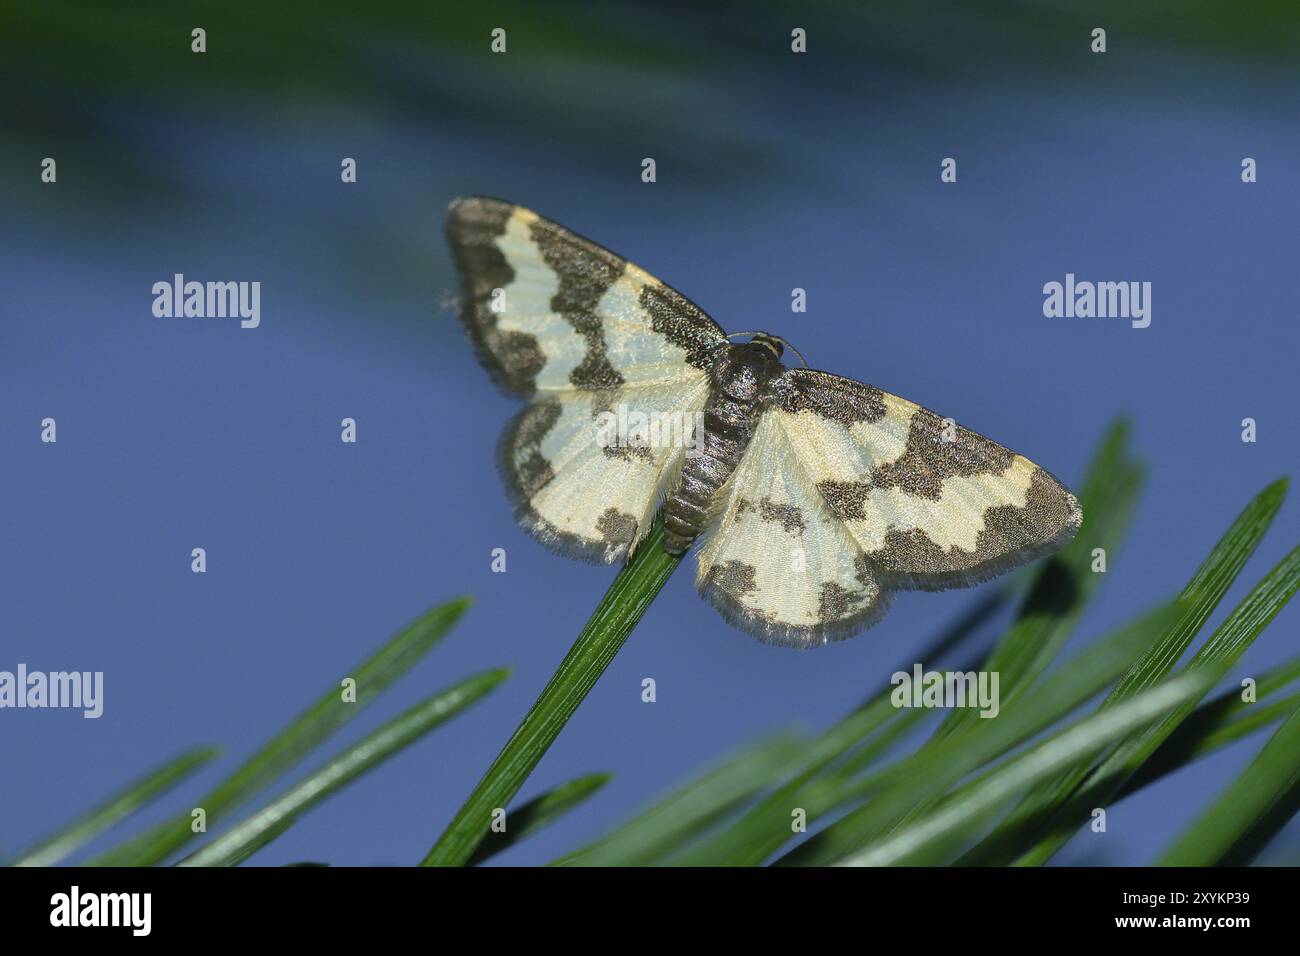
[
  {"left": 725, "top": 331, "right": 808, "bottom": 369},
  {"left": 748, "top": 332, "right": 785, "bottom": 360},
  {"left": 728, "top": 330, "right": 785, "bottom": 357}
]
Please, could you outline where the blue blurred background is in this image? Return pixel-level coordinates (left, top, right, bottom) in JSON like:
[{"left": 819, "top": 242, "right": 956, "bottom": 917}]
[{"left": 2, "top": 2, "right": 1297, "bottom": 865}]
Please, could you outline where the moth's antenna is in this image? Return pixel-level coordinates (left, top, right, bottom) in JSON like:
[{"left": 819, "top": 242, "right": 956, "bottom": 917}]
[
  {"left": 725, "top": 331, "right": 809, "bottom": 368},
  {"left": 779, "top": 339, "right": 810, "bottom": 369}
]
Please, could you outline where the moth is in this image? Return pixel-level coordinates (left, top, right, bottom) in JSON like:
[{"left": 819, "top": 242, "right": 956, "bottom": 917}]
[{"left": 446, "top": 197, "right": 1082, "bottom": 648}]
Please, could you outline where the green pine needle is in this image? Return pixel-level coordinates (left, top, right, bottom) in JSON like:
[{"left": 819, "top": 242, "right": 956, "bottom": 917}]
[
  {"left": 11, "top": 747, "right": 219, "bottom": 867},
  {"left": 964, "top": 478, "right": 1289, "bottom": 865},
  {"left": 553, "top": 733, "right": 810, "bottom": 866},
  {"left": 838, "top": 672, "right": 1213, "bottom": 867},
  {"left": 469, "top": 772, "right": 613, "bottom": 865},
  {"left": 421, "top": 523, "right": 682, "bottom": 866},
  {"left": 90, "top": 597, "right": 472, "bottom": 866},
  {"left": 180, "top": 669, "right": 508, "bottom": 867},
  {"left": 1159, "top": 695, "right": 1300, "bottom": 866}
]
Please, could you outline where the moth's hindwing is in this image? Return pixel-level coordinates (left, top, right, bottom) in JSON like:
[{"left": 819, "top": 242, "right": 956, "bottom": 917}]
[
  {"left": 695, "top": 412, "right": 889, "bottom": 647},
  {"left": 446, "top": 197, "right": 728, "bottom": 395},
  {"left": 500, "top": 378, "right": 711, "bottom": 564},
  {"left": 769, "top": 368, "right": 1083, "bottom": 591}
]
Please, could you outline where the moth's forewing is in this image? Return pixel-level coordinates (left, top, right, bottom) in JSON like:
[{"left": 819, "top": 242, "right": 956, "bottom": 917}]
[
  {"left": 767, "top": 368, "right": 1082, "bottom": 593},
  {"left": 446, "top": 197, "right": 727, "bottom": 562}
]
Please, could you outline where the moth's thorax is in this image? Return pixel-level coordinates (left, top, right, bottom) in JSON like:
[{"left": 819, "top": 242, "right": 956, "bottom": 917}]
[
  {"left": 662, "top": 341, "right": 786, "bottom": 555},
  {"left": 715, "top": 342, "right": 779, "bottom": 399}
]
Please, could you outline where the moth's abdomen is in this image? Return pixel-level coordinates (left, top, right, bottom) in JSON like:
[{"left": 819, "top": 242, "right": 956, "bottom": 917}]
[
  {"left": 662, "top": 344, "right": 783, "bottom": 554},
  {"left": 662, "top": 402, "right": 751, "bottom": 554}
]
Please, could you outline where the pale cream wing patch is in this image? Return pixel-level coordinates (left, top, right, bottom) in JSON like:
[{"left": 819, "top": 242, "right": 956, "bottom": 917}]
[
  {"left": 695, "top": 413, "right": 889, "bottom": 647},
  {"left": 446, "top": 197, "right": 728, "bottom": 395},
  {"left": 500, "top": 376, "right": 711, "bottom": 564},
  {"left": 768, "top": 368, "right": 1082, "bottom": 591}
]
